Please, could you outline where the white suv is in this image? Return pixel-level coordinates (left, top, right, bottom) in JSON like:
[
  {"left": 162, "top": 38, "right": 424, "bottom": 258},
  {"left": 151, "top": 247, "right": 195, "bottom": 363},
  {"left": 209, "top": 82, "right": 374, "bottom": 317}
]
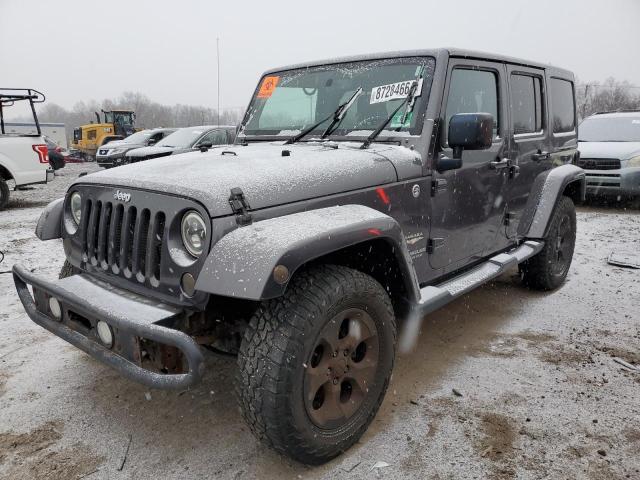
[{"left": 0, "top": 88, "right": 54, "bottom": 210}]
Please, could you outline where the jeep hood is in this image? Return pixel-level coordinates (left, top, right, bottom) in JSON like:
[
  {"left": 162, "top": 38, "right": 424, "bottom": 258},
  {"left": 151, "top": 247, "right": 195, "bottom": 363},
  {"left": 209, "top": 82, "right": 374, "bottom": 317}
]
[
  {"left": 77, "top": 142, "right": 422, "bottom": 216},
  {"left": 578, "top": 141, "right": 640, "bottom": 160}
]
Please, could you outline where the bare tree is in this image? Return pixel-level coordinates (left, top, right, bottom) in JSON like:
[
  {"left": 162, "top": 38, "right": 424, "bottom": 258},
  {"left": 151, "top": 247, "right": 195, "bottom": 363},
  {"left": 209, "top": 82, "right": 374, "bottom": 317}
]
[
  {"left": 31, "top": 92, "right": 245, "bottom": 142},
  {"left": 576, "top": 78, "right": 640, "bottom": 120}
]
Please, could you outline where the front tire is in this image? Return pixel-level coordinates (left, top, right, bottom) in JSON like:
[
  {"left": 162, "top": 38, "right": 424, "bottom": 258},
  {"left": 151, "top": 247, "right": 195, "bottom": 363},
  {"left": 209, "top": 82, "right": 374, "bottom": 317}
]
[
  {"left": 521, "top": 196, "right": 576, "bottom": 290},
  {"left": 0, "top": 179, "right": 9, "bottom": 211},
  {"left": 235, "top": 265, "right": 396, "bottom": 464}
]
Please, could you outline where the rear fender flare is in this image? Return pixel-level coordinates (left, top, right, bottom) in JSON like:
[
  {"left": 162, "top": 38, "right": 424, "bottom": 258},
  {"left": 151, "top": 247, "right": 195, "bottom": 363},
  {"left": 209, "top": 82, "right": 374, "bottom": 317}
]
[
  {"left": 518, "top": 164, "right": 585, "bottom": 239},
  {"left": 194, "top": 205, "right": 421, "bottom": 302}
]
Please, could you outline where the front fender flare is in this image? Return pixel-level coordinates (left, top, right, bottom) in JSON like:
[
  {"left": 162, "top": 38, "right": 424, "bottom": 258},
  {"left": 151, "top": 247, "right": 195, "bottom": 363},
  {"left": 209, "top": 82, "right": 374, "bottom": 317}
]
[
  {"left": 35, "top": 198, "right": 64, "bottom": 240},
  {"left": 195, "top": 205, "right": 420, "bottom": 302},
  {"left": 518, "top": 164, "right": 585, "bottom": 239}
]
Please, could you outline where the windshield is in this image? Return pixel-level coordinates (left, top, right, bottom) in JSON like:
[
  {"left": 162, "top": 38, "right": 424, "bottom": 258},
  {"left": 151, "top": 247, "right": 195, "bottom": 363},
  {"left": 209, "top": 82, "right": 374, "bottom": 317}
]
[
  {"left": 114, "top": 113, "right": 134, "bottom": 126},
  {"left": 240, "top": 56, "right": 435, "bottom": 140},
  {"left": 579, "top": 116, "right": 640, "bottom": 142},
  {"left": 157, "top": 127, "right": 206, "bottom": 148},
  {"left": 123, "top": 130, "right": 152, "bottom": 144}
]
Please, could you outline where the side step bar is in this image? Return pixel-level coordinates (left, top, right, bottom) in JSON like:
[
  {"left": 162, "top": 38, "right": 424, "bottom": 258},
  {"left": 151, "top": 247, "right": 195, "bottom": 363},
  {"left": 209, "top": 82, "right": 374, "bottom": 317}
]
[{"left": 399, "top": 240, "right": 544, "bottom": 352}]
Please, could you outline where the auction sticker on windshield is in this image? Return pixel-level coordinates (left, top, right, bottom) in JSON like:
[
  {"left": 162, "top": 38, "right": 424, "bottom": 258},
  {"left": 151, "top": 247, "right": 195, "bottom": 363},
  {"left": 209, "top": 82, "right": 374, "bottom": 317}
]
[
  {"left": 370, "top": 78, "right": 423, "bottom": 104},
  {"left": 258, "top": 76, "right": 280, "bottom": 98}
]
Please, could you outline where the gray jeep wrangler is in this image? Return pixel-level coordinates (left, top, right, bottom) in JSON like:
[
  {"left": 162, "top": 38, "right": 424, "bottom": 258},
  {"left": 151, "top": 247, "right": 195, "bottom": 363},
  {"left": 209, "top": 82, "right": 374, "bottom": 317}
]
[{"left": 13, "top": 48, "right": 585, "bottom": 464}]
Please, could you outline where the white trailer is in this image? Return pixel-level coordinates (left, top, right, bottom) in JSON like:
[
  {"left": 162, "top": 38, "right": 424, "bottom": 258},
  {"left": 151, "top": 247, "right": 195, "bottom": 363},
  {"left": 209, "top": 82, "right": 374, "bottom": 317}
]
[{"left": 2, "top": 121, "right": 67, "bottom": 148}]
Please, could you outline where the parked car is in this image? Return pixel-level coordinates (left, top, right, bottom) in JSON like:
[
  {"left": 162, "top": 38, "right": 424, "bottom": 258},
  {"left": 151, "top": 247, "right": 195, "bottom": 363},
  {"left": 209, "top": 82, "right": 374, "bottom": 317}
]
[
  {"left": 44, "top": 136, "right": 67, "bottom": 171},
  {"left": 96, "top": 128, "right": 176, "bottom": 169},
  {"left": 123, "top": 125, "right": 235, "bottom": 163},
  {"left": 0, "top": 88, "right": 54, "bottom": 210},
  {"left": 577, "top": 111, "right": 640, "bottom": 200},
  {"left": 14, "top": 49, "right": 584, "bottom": 464}
]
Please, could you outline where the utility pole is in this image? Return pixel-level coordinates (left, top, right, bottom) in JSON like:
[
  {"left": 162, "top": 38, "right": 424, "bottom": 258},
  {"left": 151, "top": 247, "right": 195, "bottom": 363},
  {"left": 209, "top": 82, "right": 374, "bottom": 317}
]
[
  {"left": 216, "top": 37, "right": 220, "bottom": 125},
  {"left": 582, "top": 83, "right": 590, "bottom": 119}
]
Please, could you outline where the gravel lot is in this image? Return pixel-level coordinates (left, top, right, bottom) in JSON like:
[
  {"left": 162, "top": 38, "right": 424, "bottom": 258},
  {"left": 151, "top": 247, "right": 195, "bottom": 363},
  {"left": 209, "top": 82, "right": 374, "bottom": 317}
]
[{"left": 1, "top": 163, "right": 639, "bottom": 479}]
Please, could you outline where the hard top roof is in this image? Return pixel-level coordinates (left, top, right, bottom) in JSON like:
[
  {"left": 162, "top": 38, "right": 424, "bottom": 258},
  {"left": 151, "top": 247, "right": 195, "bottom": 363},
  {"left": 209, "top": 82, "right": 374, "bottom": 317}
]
[{"left": 262, "top": 48, "right": 573, "bottom": 79}]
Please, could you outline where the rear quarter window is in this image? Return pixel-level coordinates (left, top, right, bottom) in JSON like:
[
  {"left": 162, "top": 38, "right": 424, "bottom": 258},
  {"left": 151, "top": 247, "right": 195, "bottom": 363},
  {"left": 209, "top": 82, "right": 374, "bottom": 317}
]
[{"left": 550, "top": 78, "right": 575, "bottom": 133}]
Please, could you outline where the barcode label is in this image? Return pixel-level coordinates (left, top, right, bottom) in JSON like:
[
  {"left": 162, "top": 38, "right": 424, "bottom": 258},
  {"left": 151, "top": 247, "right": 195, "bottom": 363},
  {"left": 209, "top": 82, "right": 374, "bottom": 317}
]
[{"left": 370, "top": 79, "right": 423, "bottom": 104}]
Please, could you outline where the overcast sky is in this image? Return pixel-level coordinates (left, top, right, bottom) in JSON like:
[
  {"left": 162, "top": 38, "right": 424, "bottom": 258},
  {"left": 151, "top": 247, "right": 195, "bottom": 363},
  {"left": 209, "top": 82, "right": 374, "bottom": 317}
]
[{"left": 1, "top": 0, "right": 639, "bottom": 112}]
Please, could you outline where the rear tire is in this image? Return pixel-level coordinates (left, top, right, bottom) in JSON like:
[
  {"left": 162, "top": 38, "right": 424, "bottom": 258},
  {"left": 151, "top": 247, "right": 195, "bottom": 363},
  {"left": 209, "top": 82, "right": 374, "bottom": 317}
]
[
  {"left": 235, "top": 264, "right": 396, "bottom": 464},
  {"left": 521, "top": 196, "right": 576, "bottom": 290},
  {"left": 0, "top": 179, "right": 9, "bottom": 211}
]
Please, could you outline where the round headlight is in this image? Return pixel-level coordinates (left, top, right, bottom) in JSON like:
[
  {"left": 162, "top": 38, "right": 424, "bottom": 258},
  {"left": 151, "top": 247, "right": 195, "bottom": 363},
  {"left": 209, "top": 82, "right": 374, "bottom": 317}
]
[
  {"left": 181, "top": 211, "right": 207, "bottom": 258},
  {"left": 70, "top": 192, "right": 82, "bottom": 225}
]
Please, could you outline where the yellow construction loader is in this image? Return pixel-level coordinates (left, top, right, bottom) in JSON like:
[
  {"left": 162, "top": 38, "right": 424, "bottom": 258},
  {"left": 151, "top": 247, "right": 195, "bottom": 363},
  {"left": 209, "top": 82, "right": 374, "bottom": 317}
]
[{"left": 71, "top": 110, "right": 136, "bottom": 160}]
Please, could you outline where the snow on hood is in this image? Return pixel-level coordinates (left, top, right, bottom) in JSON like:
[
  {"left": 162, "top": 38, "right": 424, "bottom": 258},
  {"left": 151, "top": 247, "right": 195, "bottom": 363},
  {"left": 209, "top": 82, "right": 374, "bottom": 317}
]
[
  {"left": 126, "top": 145, "right": 178, "bottom": 157},
  {"left": 75, "top": 142, "right": 421, "bottom": 216},
  {"left": 101, "top": 140, "right": 131, "bottom": 148},
  {"left": 578, "top": 141, "right": 640, "bottom": 160}
]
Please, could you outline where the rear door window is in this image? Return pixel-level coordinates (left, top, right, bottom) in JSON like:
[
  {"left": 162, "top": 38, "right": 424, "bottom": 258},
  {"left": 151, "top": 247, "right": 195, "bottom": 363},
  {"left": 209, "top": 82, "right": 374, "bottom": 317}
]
[
  {"left": 510, "top": 74, "right": 543, "bottom": 134},
  {"left": 549, "top": 78, "right": 575, "bottom": 133}
]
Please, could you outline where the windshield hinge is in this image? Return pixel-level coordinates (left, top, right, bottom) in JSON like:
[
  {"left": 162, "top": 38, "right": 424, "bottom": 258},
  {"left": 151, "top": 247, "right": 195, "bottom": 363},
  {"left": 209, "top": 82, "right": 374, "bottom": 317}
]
[
  {"left": 430, "top": 178, "right": 448, "bottom": 196},
  {"left": 427, "top": 237, "right": 445, "bottom": 254},
  {"left": 228, "top": 187, "right": 252, "bottom": 226}
]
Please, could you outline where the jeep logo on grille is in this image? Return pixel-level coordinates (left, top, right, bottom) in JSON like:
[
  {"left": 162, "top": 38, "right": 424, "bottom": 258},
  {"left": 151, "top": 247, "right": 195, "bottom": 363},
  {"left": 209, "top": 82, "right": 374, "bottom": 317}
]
[{"left": 113, "top": 190, "right": 131, "bottom": 202}]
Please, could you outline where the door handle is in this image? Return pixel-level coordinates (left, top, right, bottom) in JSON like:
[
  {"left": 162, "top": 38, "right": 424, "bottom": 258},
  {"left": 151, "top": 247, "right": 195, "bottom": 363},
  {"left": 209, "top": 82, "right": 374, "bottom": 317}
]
[
  {"left": 490, "top": 158, "right": 510, "bottom": 170},
  {"left": 531, "top": 150, "right": 550, "bottom": 161}
]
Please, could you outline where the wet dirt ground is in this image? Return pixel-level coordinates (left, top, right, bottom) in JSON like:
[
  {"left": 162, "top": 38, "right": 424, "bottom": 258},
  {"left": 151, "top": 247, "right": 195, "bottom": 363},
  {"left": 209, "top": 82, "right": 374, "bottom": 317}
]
[{"left": 0, "top": 163, "right": 639, "bottom": 479}]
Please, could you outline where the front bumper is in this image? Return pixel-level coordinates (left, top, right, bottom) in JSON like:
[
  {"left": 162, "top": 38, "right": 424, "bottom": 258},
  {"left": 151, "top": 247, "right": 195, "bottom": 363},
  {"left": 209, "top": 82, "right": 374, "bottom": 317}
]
[
  {"left": 13, "top": 265, "right": 204, "bottom": 390},
  {"left": 96, "top": 153, "right": 126, "bottom": 168},
  {"left": 584, "top": 167, "right": 640, "bottom": 196}
]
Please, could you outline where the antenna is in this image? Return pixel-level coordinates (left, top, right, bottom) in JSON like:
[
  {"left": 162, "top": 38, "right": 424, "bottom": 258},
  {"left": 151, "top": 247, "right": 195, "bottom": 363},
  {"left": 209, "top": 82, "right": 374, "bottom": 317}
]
[{"left": 216, "top": 37, "right": 220, "bottom": 126}]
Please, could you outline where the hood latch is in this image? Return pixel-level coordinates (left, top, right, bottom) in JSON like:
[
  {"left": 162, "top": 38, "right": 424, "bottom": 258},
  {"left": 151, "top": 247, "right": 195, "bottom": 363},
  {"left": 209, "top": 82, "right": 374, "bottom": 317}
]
[{"left": 229, "top": 187, "right": 252, "bottom": 226}]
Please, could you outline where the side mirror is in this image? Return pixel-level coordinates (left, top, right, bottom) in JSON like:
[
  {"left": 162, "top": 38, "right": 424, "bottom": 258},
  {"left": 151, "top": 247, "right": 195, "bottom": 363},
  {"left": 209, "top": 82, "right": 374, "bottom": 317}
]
[
  {"left": 448, "top": 113, "right": 494, "bottom": 160},
  {"left": 147, "top": 138, "right": 157, "bottom": 146},
  {"left": 198, "top": 141, "right": 213, "bottom": 152}
]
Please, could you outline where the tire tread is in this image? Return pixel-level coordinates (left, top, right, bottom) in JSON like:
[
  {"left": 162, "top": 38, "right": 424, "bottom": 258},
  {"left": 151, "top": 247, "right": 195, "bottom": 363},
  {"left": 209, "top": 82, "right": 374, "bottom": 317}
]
[{"left": 235, "top": 264, "right": 395, "bottom": 464}]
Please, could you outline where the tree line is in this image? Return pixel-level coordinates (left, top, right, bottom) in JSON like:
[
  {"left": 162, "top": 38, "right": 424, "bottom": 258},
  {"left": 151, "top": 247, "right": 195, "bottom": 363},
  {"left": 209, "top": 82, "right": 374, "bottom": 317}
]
[
  {"left": 576, "top": 78, "right": 640, "bottom": 120},
  {"left": 33, "top": 91, "right": 245, "bottom": 141}
]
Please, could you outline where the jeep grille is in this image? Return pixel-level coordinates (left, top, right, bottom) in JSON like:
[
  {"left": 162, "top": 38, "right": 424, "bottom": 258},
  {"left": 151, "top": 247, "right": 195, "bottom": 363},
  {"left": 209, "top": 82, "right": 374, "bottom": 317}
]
[
  {"left": 65, "top": 185, "right": 210, "bottom": 307},
  {"left": 81, "top": 199, "right": 165, "bottom": 285}
]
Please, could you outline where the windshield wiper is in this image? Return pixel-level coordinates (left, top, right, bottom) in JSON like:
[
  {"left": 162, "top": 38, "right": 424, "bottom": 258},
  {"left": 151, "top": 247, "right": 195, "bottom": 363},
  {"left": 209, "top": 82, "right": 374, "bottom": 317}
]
[
  {"left": 284, "top": 87, "right": 362, "bottom": 145},
  {"left": 360, "top": 67, "right": 425, "bottom": 150}
]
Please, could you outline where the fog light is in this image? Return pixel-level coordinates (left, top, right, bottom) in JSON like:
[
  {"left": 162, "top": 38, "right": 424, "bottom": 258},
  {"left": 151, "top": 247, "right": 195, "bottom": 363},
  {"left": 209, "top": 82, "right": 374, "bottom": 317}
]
[
  {"left": 48, "top": 297, "right": 62, "bottom": 320},
  {"left": 181, "top": 273, "right": 196, "bottom": 297},
  {"left": 96, "top": 321, "right": 113, "bottom": 348}
]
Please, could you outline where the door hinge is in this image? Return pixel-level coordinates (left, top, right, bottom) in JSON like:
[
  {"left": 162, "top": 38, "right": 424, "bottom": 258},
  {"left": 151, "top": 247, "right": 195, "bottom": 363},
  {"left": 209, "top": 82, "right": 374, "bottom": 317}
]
[
  {"left": 228, "top": 187, "right": 252, "bottom": 226},
  {"left": 427, "top": 237, "right": 445, "bottom": 254},
  {"left": 431, "top": 178, "right": 447, "bottom": 196}
]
